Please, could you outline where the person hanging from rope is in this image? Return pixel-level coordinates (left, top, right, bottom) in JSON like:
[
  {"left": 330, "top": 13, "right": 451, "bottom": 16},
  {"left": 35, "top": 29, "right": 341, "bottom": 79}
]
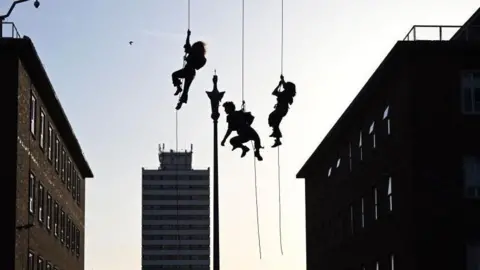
[
  {"left": 268, "top": 75, "right": 296, "bottom": 147},
  {"left": 171, "top": 29, "right": 207, "bottom": 110},
  {"left": 221, "top": 101, "right": 263, "bottom": 161}
]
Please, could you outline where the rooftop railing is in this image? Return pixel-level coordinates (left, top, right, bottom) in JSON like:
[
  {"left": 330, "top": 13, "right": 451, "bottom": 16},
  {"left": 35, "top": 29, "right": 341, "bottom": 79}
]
[
  {"left": 402, "top": 25, "right": 480, "bottom": 41},
  {"left": 0, "top": 21, "right": 21, "bottom": 38}
]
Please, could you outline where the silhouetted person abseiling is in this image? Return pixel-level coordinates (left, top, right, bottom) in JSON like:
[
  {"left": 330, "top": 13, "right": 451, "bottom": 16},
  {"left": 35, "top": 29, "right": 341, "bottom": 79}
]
[
  {"left": 172, "top": 29, "right": 207, "bottom": 110},
  {"left": 268, "top": 75, "right": 296, "bottom": 147},
  {"left": 221, "top": 101, "right": 263, "bottom": 161}
]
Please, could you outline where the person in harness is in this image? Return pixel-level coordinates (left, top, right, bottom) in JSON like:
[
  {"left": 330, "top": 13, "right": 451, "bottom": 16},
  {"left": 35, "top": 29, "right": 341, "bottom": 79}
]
[
  {"left": 171, "top": 29, "right": 207, "bottom": 110},
  {"left": 221, "top": 101, "right": 263, "bottom": 161},
  {"left": 268, "top": 75, "right": 296, "bottom": 147}
]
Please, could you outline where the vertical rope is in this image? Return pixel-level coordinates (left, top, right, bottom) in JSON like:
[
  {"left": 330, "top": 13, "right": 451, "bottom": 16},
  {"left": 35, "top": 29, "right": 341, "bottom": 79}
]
[
  {"left": 242, "top": 0, "right": 262, "bottom": 259},
  {"left": 277, "top": 0, "right": 285, "bottom": 255},
  {"left": 241, "top": 0, "right": 245, "bottom": 106},
  {"left": 188, "top": 0, "right": 191, "bottom": 29}
]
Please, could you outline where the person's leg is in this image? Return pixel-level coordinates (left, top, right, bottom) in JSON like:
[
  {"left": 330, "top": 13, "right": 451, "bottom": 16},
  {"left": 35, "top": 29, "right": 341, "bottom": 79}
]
[
  {"left": 172, "top": 68, "right": 187, "bottom": 96},
  {"left": 179, "top": 68, "right": 196, "bottom": 104},
  {"left": 249, "top": 128, "right": 263, "bottom": 161},
  {"left": 230, "top": 135, "right": 250, "bottom": 158}
]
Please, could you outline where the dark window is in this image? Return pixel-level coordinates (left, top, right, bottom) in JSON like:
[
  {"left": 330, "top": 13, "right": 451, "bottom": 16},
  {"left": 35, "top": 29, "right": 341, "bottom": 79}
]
[
  {"left": 66, "top": 216, "right": 71, "bottom": 248},
  {"left": 47, "top": 124, "right": 53, "bottom": 161},
  {"left": 388, "top": 177, "right": 393, "bottom": 212},
  {"left": 67, "top": 158, "right": 72, "bottom": 190},
  {"left": 76, "top": 228, "right": 81, "bottom": 256},
  {"left": 60, "top": 209, "right": 65, "bottom": 243},
  {"left": 46, "top": 261, "right": 52, "bottom": 270},
  {"left": 72, "top": 168, "right": 77, "bottom": 200},
  {"left": 76, "top": 175, "right": 81, "bottom": 205},
  {"left": 46, "top": 193, "right": 52, "bottom": 231},
  {"left": 30, "top": 93, "right": 37, "bottom": 136},
  {"left": 55, "top": 136, "right": 60, "bottom": 172},
  {"left": 37, "top": 256, "right": 44, "bottom": 270},
  {"left": 54, "top": 201, "right": 59, "bottom": 237},
  {"left": 27, "top": 251, "right": 34, "bottom": 270},
  {"left": 39, "top": 109, "right": 45, "bottom": 149},
  {"left": 461, "top": 71, "right": 480, "bottom": 114},
  {"left": 71, "top": 223, "right": 76, "bottom": 252},
  {"left": 61, "top": 148, "right": 66, "bottom": 183},
  {"left": 28, "top": 173, "right": 36, "bottom": 215},
  {"left": 38, "top": 182, "right": 45, "bottom": 223}
]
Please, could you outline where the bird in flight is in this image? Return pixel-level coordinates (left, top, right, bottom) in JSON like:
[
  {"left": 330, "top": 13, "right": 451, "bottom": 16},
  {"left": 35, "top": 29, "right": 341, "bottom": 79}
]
[{"left": 129, "top": 41, "right": 133, "bottom": 45}]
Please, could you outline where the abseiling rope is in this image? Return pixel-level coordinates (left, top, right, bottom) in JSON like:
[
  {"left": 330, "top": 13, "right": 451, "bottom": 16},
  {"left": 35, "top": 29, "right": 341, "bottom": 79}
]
[
  {"left": 175, "top": 0, "right": 191, "bottom": 256},
  {"left": 241, "top": 0, "right": 263, "bottom": 259},
  {"left": 277, "top": 0, "right": 285, "bottom": 256}
]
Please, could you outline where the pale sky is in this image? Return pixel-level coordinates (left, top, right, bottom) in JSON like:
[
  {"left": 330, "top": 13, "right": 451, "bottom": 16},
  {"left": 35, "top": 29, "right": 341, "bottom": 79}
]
[{"left": 6, "top": 0, "right": 479, "bottom": 269}]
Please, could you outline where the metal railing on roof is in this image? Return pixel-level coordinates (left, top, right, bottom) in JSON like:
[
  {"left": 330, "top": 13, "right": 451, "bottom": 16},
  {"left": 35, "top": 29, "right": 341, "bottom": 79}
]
[
  {"left": 403, "top": 25, "right": 480, "bottom": 41},
  {"left": 1, "top": 21, "right": 21, "bottom": 38},
  {"left": 403, "top": 25, "right": 461, "bottom": 41}
]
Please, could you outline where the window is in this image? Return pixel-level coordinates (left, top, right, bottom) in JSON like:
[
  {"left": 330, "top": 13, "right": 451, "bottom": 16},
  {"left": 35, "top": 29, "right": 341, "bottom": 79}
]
[
  {"left": 37, "top": 256, "right": 44, "bottom": 270},
  {"left": 38, "top": 183, "right": 45, "bottom": 223},
  {"left": 359, "top": 131, "right": 363, "bottom": 161},
  {"left": 383, "top": 106, "right": 391, "bottom": 135},
  {"left": 55, "top": 136, "right": 60, "bottom": 172},
  {"left": 463, "top": 156, "right": 480, "bottom": 198},
  {"left": 461, "top": 71, "right": 480, "bottom": 114},
  {"left": 76, "top": 176, "right": 81, "bottom": 205},
  {"left": 71, "top": 223, "right": 76, "bottom": 252},
  {"left": 46, "top": 262, "right": 52, "bottom": 270},
  {"left": 369, "top": 121, "right": 376, "bottom": 148},
  {"left": 61, "top": 148, "right": 66, "bottom": 183},
  {"left": 349, "top": 204, "right": 354, "bottom": 234},
  {"left": 466, "top": 243, "right": 480, "bottom": 270},
  {"left": 60, "top": 210, "right": 65, "bottom": 243},
  {"left": 76, "top": 228, "right": 81, "bottom": 256},
  {"left": 47, "top": 124, "right": 53, "bottom": 161},
  {"left": 374, "top": 187, "right": 378, "bottom": 220},
  {"left": 348, "top": 142, "right": 352, "bottom": 171},
  {"left": 327, "top": 167, "right": 332, "bottom": 177},
  {"left": 46, "top": 193, "right": 52, "bottom": 230},
  {"left": 30, "top": 93, "right": 37, "bottom": 136},
  {"left": 28, "top": 173, "right": 36, "bottom": 215},
  {"left": 54, "top": 201, "right": 59, "bottom": 237},
  {"left": 361, "top": 197, "right": 365, "bottom": 228},
  {"left": 390, "top": 254, "right": 395, "bottom": 270},
  {"left": 72, "top": 168, "right": 77, "bottom": 199},
  {"left": 28, "top": 251, "right": 34, "bottom": 270},
  {"left": 39, "top": 109, "right": 45, "bottom": 149},
  {"left": 67, "top": 158, "right": 72, "bottom": 190},
  {"left": 66, "top": 216, "right": 71, "bottom": 248},
  {"left": 376, "top": 261, "right": 380, "bottom": 270},
  {"left": 388, "top": 177, "right": 393, "bottom": 211}
]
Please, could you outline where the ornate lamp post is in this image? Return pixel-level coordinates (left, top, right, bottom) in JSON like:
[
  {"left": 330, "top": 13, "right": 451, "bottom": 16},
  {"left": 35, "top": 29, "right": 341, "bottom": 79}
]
[
  {"left": 206, "top": 71, "right": 225, "bottom": 270},
  {"left": 0, "top": 0, "right": 40, "bottom": 37}
]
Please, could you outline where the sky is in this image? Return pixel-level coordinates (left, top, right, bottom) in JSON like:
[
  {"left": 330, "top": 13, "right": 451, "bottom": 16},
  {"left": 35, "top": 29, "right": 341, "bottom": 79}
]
[{"left": 4, "top": 0, "right": 479, "bottom": 269}]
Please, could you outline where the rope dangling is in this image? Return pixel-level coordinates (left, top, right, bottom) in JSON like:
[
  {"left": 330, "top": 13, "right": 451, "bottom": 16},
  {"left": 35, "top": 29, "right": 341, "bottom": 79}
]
[
  {"left": 277, "top": 0, "right": 285, "bottom": 256},
  {"left": 175, "top": 0, "right": 191, "bottom": 258},
  {"left": 241, "top": 0, "right": 262, "bottom": 259}
]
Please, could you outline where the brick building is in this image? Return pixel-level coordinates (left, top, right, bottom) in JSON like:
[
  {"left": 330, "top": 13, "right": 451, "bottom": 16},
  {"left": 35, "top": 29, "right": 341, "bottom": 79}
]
[
  {"left": 296, "top": 8, "right": 480, "bottom": 270},
  {"left": 2, "top": 33, "right": 93, "bottom": 269}
]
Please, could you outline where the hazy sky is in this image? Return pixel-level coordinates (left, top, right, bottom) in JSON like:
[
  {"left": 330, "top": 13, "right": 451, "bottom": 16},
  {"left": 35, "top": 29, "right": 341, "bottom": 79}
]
[{"left": 6, "top": 0, "right": 478, "bottom": 269}]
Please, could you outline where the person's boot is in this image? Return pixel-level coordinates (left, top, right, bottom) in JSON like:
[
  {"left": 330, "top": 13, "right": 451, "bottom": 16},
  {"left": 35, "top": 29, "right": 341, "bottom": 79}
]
[
  {"left": 272, "top": 138, "right": 282, "bottom": 148},
  {"left": 254, "top": 149, "right": 263, "bottom": 161},
  {"left": 174, "top": 85, "right": 183, "bottom": 96},
  {"left": 240, "top": 145, "right": 250, "bottom": 158}
]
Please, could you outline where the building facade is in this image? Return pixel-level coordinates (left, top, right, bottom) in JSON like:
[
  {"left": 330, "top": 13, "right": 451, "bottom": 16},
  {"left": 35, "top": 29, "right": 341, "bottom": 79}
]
[
  {"left": 2, "top": 35, "right": 94, "bottom": 269},
  {"left": 296, "top": 8, "right": 480, "bottom": 270},
  {"left": 142, "top": 145, "right": 210, "bottom": 270}
]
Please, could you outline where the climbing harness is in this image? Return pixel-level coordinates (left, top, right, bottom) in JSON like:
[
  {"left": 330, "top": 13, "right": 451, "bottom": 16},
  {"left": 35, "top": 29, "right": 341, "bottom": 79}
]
[
  {"left": 277, "top": 0, "right": 285, "bottom": 256},
  {"left": 240, "top": 0, "right": 263, "bottom": 259}
]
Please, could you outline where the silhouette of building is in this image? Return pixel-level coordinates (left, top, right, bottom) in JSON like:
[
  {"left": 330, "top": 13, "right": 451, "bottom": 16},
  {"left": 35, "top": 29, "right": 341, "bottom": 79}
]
[
  {"left": 142, "top": 145, "right": 210, "bottom": 270},
  {"left": 2, "top": 27, "right": 94, "bottom": 269},
  {"left": 296, "top": 8, "right": 480, "bottom": 270}
]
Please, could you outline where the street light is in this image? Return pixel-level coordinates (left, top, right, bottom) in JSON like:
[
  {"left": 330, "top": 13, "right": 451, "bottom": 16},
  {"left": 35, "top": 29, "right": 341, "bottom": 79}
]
[
  {"left": 0, "top": 0, "right": 40, "bottom": 37},
  {"left": 206, "top": 70, "right": 225, "bottom": 270}
]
